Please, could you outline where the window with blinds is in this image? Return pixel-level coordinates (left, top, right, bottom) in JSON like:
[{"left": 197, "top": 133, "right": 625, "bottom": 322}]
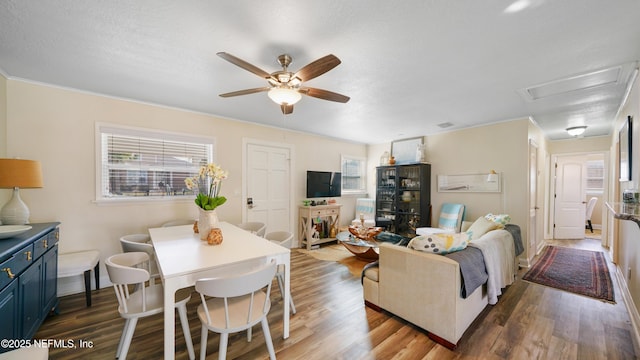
[
  {"left": 586, "top": 159, "right": 604, "bottom": 193},
  {"left": 97, "top": 124, "right": 214, "bottom": 201},
  {"left": 341, "top": 155, "right": 366, "bottom": 194}
]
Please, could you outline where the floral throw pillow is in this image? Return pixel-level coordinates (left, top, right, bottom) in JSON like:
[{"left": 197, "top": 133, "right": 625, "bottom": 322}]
[
  {"left": 485, "top": 213, "right": 511, "bottom": 227},
  {"left": 408, "top": 232, "right": 471, "bottom": 255}
]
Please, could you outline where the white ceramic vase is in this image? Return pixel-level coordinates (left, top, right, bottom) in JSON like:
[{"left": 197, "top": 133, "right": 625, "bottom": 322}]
[{"left": 198, "top": 208, "right": 219, "bottom": 240}]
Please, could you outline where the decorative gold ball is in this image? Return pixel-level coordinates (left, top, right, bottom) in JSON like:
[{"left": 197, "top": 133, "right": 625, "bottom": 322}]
[{"left": 207, "top": 228, "right": 223, "bottom": 245}]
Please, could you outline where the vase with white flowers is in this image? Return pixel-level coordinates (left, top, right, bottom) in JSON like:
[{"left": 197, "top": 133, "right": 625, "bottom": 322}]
[{"left": 185, "top": 163, "right": 228, "bottom": 240}]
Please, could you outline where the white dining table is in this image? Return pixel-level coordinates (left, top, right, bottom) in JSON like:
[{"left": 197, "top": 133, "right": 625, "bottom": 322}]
[{"left": 149, "top": 222, "right": 291, "bottom": 360}]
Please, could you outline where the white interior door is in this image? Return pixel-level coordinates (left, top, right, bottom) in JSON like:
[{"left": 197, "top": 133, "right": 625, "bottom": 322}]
[
  {"left": 554, "top": 155, "right": 587, "bottom": 239},
  {"left": 245, "top": 142, "right": 291, "bottom": 234},
  {"left": 529, "top": 140, "right": 539, "bottom": 257}
]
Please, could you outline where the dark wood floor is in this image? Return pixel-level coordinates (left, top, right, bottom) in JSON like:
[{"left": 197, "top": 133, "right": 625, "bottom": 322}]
[{"left": 36, "top": 237, "right": 638, "bottom": 359}]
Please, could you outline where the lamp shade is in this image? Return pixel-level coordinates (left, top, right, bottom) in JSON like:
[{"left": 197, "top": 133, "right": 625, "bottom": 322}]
[
  {"left": 268, "top": 87, "right": 302, "bottom": 105},
  {"left": 0, "top": 159, "right": 43, "bottom": 188}
]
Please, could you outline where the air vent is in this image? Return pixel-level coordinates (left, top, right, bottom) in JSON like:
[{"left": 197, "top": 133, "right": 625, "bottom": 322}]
[
  {"left": 518, "top": 66, "right": 621, "bottom": 101},
  {"left": 437, "top": 122, "right": 454, "bottom": 128}
]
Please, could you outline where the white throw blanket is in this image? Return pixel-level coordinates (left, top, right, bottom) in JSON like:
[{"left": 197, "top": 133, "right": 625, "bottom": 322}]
[{"left": 468, "top": 229, "right": 515, "bottom": 305}]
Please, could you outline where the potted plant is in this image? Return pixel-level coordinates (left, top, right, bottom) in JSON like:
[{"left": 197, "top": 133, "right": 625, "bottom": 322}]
[{"left": 184, "top": 163, "right": 228, "bottom": 239}]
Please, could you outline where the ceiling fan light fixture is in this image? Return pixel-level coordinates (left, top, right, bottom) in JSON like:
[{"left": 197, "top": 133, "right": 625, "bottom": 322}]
[
  {"left": 268, "top": 87, "right": 302, "bottom": 105},
  {"left": 566, "top": 125, "right": 587, "bottom": 136}
]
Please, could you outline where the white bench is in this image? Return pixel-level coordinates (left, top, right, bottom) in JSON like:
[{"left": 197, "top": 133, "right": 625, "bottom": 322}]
[
  {"left": 58, "top": 250, "right": 100, "bottom": 307},
  {"left": 0, "top": 346, "right": 48, "bottom": 359}
]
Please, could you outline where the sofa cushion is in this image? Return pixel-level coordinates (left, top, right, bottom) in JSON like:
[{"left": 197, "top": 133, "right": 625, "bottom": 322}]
[
  {"left": 466, "top": 216, "right": 500, "bottom": 240},
  {"left": 363, "top": 266, "right": 379, "bottom": 282},
  {"left": 408, "top": 232, "right": 470, "bottom": 254}
]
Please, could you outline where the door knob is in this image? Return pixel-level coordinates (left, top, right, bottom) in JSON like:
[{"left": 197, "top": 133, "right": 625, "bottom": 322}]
[{"left": 247, "top": 197, "right": 255, "bottom": 209}]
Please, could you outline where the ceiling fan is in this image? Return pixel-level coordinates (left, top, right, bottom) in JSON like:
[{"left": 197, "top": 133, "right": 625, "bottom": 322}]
[{"left": 217, "top": 52, "right": 350, "bottom": 114}]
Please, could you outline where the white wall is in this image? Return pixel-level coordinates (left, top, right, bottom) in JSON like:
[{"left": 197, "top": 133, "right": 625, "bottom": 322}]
[
  {"left": 4, "top": 79, "right": 367, "bottom": 295},
  {"left": 614, "top": 70, "right": 640, "bottom": 316}
]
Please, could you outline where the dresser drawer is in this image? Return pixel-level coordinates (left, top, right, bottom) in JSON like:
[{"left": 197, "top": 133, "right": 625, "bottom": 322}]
[
  {"left": 308, "top": 209, "right": 327, "bottom": 217},
  {"left": 33, "top": 229, "right": 59, "bottom": 259},
  {"left": 324, "top": 208, "right": 340, "bottom": 216},
  {"left": 0, "top": 243, "right": 34, "bottom": 290},
  {"left": 0, "top": 256, "right": 16, "bottom": 291},
  {"left": 308, "top": 208, "right": 340, "bottom": 217}
]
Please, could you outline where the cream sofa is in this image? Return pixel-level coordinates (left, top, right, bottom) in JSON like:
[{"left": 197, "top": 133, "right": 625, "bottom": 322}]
[
  {"left": 362, "top": 222, "right": 520, "bottom": 349},
  {"left": 363, "top": 243, "right": 488, "bottom": 348}
]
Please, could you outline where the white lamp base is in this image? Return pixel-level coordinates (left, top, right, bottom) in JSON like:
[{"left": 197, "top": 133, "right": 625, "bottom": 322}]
[{"left": 1, "top": 188, "right": 30, "bottom": 225}]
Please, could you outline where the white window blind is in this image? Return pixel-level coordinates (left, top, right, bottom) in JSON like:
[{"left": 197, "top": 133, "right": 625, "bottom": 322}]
[
  {"left": 97, "top": 124, "right": 214, "bottom": 201},
  {"left": 341, "top": 155, "right": 366, "bottom": 193},
  {"left": 586, "top": 159, "right": 604, "bottom": 192}
]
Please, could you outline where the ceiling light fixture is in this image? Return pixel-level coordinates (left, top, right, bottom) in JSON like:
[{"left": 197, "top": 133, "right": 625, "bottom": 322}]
[
  {"left": 267, "top": 87, "right": 302, "bottom": 105},
  {"left": 566, "top": 126, "right": 587, "bottom": 136}
]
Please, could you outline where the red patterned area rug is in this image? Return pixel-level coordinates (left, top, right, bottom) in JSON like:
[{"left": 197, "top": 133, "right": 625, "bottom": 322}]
[{"left": 523, "top": 246, "right": 615, "bottom": 303}]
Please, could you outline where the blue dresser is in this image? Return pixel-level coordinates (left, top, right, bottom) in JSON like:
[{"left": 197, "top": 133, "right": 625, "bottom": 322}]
[{"left": 0, "top": 223, "right": 60, "bottom": 346}]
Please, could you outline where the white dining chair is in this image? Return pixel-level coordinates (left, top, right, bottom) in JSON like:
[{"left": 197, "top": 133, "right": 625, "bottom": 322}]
[
  {"left": 106, "top": 252, "right": 195, "bottom": 360},
  {"left": 264, "top": 231, "right": 297, "bottom": 314},
  {"left": 120, "top": 234, "right": 158, "bottom": 278},
  {"left": 195, "top": 260, "right": 277, "bottom": 360},
  {"left": 236, "top": 222, "right": 267, "bottom": 237},
  {"left": 585, "top": 197, "right": 598, "bottom": 233}
]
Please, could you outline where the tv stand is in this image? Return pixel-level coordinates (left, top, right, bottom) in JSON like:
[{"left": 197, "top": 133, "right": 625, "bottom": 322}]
[{"left": 299, "top": 204, "right": 342, "bottom": 250}]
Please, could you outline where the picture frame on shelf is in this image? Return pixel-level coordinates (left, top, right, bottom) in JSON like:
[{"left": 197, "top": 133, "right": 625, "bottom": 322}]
[
  {"left": 619, "top": 115, "right": 632, "bottom": 182},
  {"left": 391, "top": 137, "right": 423, "bottom": 165}
]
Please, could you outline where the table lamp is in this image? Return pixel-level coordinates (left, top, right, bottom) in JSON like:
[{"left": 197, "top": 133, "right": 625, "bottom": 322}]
[{"left": 0, "top": 159, "right": 43, "bottom": 225}]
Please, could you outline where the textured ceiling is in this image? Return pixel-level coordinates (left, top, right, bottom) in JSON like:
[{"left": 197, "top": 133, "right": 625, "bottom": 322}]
[{"left": 1, "top": 0, "right": 639, "bottom": 143}]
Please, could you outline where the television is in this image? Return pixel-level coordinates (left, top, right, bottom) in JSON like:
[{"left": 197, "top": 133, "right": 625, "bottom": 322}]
[{"left": 306, "top": 171, "right": 341, "bottom": 198}]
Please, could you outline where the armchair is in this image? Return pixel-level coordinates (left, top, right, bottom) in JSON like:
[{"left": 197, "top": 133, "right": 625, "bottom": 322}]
[
  {"left": 351, "top": 198, "right": 376, "bottom": 228},
  {"left": 416, "top": 203, "right": 465, "bottom": 236}
]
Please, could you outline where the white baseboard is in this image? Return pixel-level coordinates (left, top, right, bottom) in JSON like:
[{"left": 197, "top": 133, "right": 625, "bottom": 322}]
[{"left": 615, "top": 267, "right": 640, "bottom": 348}]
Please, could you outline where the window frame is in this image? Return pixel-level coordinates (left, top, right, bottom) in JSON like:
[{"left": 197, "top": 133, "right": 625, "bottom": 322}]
[
  {"left": 95, "top": 123, "right": 215, "bottom": 204},
  {"left": 341, "top": 155, "right": 367, "bottom": 195}
]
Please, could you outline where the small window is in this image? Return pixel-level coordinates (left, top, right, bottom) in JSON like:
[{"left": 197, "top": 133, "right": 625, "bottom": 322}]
[
  {"left": 586, "top": 159, "right": 604, "bottom": 193},
  {"left": 341, "top": 155, "right": 366, "bottom": 194},
  {"left": 96, "top": 123, "right": 214, "bottom": 202}
]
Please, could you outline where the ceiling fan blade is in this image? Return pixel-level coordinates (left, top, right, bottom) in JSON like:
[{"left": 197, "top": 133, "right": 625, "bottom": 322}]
[
  {"left": 293, "top": 54, "right": 341, "bottom": 82},
  {"left": 217, "top": 52, "right": 271, "bottom": 79},
  {"left": 300, "top": 87, "right": 350, "bottom": 103},
  {"left": 219, "top": 87, "right": 270, "bottom": 98},
  {"left": 281, "top": 104, "right": 294, "bottom": 115}
]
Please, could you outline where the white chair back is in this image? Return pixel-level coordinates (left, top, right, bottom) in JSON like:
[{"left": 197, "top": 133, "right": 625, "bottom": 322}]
[
  {"left": 195, "top": 261, "right": 277, "bottom": 359},
  {"left": 236, "top": 222, "right": 267, "bottom": 237},
  {"left": 106, "top": 252, "right": 156, "bottom": 315},
  {"left": 585, "top": 197, "right": 598, "bottom": 219},
  {"left": 120, "top": 234, "right": 156, "bottom": 276},
  {"left": 105, "top": 252, "right": 195, "bottom": 359},
  {"left": 265, "top": 231, "right": 294, "bottom": 248}
]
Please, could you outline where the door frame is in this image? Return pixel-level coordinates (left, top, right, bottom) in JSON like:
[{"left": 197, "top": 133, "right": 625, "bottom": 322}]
[
  {"left": 241, "top": 137, "right": 296, "bottom": 234},
  {"left": 548, "top": 151, "right": 609, "bottom": 243},
  {"left": 528, "top": 140, "right": 541, "bottom": 263}
]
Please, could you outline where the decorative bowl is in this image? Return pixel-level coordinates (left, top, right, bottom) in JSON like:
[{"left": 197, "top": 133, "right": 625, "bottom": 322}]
[{"left": 0, "top": 225, "right": 33, "bottom": 239}]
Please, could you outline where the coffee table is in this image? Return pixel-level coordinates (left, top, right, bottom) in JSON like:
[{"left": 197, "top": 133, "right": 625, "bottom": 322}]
[{"left": 336, "top": 231, "right": 409, "bottom": 261}]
